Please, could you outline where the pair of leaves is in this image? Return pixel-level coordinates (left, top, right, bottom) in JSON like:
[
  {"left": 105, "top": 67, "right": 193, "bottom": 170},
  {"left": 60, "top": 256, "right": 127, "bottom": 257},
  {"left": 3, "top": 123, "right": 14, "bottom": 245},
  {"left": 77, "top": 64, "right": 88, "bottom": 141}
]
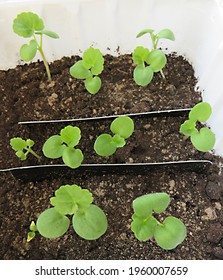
[
  {"left": 133, "top": 47, "right": 167, "bottom": 86},
  {"left": 36, "top": 185, "right": 108, "bottom": 240},
  {"left": 180, "top": 102, "right": 215, "bottom": 152},
  {"left": 94, "top": 116, "right": 134, "bottom": 156},
  {"left": 70, "top": 48, "right": 104, "bottom": 94},
  {"left": 42, "top": 125, "right": 84, "bottom": 168},
  {"left": 10, "top": 137, "right": 34, "bottom": 160},
  {"left": 131, "top": 193, "right": 186, "bottom": 250}
]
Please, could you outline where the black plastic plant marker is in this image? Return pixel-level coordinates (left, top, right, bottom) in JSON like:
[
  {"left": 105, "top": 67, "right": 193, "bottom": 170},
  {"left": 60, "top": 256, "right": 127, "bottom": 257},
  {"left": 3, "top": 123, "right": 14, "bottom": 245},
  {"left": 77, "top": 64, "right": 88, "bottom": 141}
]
[
  {"left": 0, "top": 160, "right": 212, "bottom": 182},
  {"left": 18, "top": 108, "right": 191, "bottom": 125}
]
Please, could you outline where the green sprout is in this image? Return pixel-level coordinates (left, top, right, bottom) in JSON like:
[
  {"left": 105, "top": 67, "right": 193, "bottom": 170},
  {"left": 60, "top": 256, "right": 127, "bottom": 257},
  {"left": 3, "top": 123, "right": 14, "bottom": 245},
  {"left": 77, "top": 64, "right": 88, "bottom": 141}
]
[
  {"left": 131, "top": 193, "right": 186, "bottom": 250},
  {"left": 27, "top": 221, "right": 37, "bottom": 242},
  {"left": 94, "top": 116, "right": 134, "bottom": 156},
  {"left": 10, "top": 137, "right": 41, "bottom": 160},
  {"left": 13, "top": 12, "right": 59, "bottom": 82},
  {"left": 70, "top": 47, "right": 104, "bottom": 94},
  {"left": 180, "top": 102, "right": 216, "bottom": 152},
  {"left": 42, "top": 125, "right": 84, "bottom": 169},
  {"left": 133, "top": 28, "right": 175, "bottom": 86},
  {"left": 36, "top": 184, "right": 108, "bottom": 240}
]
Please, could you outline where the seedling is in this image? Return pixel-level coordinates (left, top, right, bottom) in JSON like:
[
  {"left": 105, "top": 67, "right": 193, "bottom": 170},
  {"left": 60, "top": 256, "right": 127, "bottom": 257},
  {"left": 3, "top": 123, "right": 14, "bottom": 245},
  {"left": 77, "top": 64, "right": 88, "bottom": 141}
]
[
  {"left": 133, "top": 28, "right": 175, "bottom": 86},
  {"left": 180, "top": 102, "right": 215, "bottom": 152},
  {"left": 131, "top": 193, "right": 186, "bottom": 250},
  {"left": 10, "top": 137, "right": 41, "bottom": 160},
  {"left": 70, "top": 47, "right": 104, "bottom": 94},
  {"left": 13, "top": 12, "right": 59, "bottom": 82},
  {"left": 94, "top": 116, "right": 134, "bottom": 156},
  {"left": 27, "top": 221, "right": 37, "bottom": 242},
  {"left": 42, "top": 125, "right": 84, "bottom": 169},
  {"left": 36, "top": 184, "right": 108, "bottom": 240}
]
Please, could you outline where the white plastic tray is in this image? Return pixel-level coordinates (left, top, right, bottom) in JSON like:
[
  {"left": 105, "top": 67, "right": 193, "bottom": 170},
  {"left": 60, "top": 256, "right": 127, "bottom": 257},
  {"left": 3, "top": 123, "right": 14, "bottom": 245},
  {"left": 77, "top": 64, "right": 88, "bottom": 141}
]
[{"left": 0, "top": 0, "right": 223, "bottom": 156}]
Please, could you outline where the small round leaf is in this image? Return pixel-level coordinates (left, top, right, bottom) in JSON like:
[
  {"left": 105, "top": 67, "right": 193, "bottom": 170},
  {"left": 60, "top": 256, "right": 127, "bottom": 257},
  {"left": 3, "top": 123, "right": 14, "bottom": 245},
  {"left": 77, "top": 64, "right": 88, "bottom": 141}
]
[
  {"left": 72, "top": 204, "right": 108, "bottom": 240},
  {"left": 191, "top": 127, "right": 215, "bottom": 152},
  {"left": 189, "top": 102, "right": 212, "bottom": 122},
  {"left": 180, "top": 120, "right": 196, "bottom": 136},
  {"left": 154, "top": 216, "right": 186, "bottom": 250},
  {"left": 146, "top": 50, "right": 167, "bottom": 72},
  {"left": 39, "top": 29, "right": 59, "bottom": 39},
  {"left": 133, "top": 65, "right": 154, "bottom": 86},
  {"left": 62, "top": 147, "right": 84, "bottom": 169},
  {"left": 84, "top": 76, "right": 102, "bottom": 94},
  {"left": 13, "top": 12, "right": 44, "bottom": 38},
  {"left": 60, "top": 125, "right": 81, "bottom": 147},
  {"left": 133, "top": 193, "right": 171, "bottom": 218},
  {"left": 94, "top": 134, "right": 117, "bottom": 156},
  {"left": 110, "top": 116, "right": 134, "bottom": 139},
  {"left": 70, "top": 61, "right": 91, "bottom": 79},
  {"left": 82, "top": 47, "right": 104, "bottom": 75},
  {"left": 16, "top": 150, "right": 26, "bottom": 160},
  {"left": 10, "top": 137, "right": 27, "bottom": 151},
  {"left": 136, "top": 29, "right": 154, "bottom": 38},
  {"left": 20, "top": 40, "right": 38, "bottom": 61},
  {"left": 157, "top": 29, "right": 175, "bottom": 41},
  {"left": 42, "top": 135, "right": 66, "bottom": 159},
  {"left": 37, "top": 208, "right": 70, "bottom": 239},
  {"left": 112, "top": 134, "right": 126, "bottom": 148},
  {"left": 131, "top": 214, "right": 157, "bottom": 241},
  {"left": 26, "top": 139, "right": 35, "bottom": 147},
  {"left": 132, "top": 46, "right": 150, "bottom": 65}
]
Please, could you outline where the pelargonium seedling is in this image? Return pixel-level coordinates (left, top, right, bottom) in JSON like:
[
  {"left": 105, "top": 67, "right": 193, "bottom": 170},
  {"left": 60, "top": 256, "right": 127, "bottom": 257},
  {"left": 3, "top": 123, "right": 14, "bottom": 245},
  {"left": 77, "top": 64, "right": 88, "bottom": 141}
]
[
  {"left": 70, "top": 47, "right": 104, "bottom": 94},
  {"left": 36, "top": 184, "right": 108, "bottom": 240},
  {"left": 94, "top": 116, "right": 134, "bottom": 156},
  {"left": 13, "top": 12, "right": 59, "bottom": 82},
  {"left": 42, "top": 125, "right": 84, "bottom": 169},
  {"left": 133, "top": 28, "right": 175, "bottom": 86},
  {"left": 10, "top": 137, "right": 41, "bottom": 160},
  {"left": 131, "top": 192, "right": 186, "bottom": 250},
  {"left": 180, "top": 102, "right": 216, "bottom": 152},
  {"left": 27, "top": 221, "right": 37, "bottom": 242}
]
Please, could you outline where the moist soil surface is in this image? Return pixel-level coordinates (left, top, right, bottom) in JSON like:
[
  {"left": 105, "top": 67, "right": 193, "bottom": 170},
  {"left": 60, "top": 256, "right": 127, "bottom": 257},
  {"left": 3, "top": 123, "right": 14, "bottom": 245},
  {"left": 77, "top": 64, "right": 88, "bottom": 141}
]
[{"left": 0, "top": 54, "right": 223, "bottom": 260}]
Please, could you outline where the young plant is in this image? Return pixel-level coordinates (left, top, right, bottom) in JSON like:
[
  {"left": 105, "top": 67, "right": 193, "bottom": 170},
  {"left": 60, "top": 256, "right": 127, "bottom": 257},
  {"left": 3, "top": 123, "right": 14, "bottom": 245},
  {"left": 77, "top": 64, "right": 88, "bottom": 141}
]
[
  {"left": 36, "top": 184, "right": 108, "bottom": 240},
  {"left": 42, "top": 125, "right": 84, "bottom": 169},
  {"left": 180, "top": 102, "right": 216, "bottom": 152},
  {"left": 13, "top": 12, "right": 59, "bottom": 82},
  {"left": 94, "top": 116, "right": 134, "bottom": 156},
  {"left": 131, "top": 193, "right": 186, "bottom": 250},
  {"left": 133, "top": 28, "right": 175, "bottom": 86},
  {"left": 70, "top": 47, "right": 104, "bottom": 94},
  {"left": 10, "top": 137, "right": 41, "bottom": 160},
  {"left": 27, "top": 221, "right": 37, "bottom": 242}
]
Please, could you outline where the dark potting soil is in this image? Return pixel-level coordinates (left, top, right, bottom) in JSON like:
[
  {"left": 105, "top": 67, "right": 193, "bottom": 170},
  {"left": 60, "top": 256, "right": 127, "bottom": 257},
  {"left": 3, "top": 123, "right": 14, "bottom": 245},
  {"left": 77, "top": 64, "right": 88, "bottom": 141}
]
[{"left": 0, "top": 53, "right": 223, "bottom": 260}]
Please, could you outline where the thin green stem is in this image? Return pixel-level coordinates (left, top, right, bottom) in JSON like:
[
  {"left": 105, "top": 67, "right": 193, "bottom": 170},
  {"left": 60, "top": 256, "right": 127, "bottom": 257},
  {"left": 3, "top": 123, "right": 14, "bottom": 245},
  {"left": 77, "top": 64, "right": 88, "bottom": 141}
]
[
  {"left": 160, "top": 69, "right": 165, "bottom": 79},
  {"left": 25, "top": 147, "right": 41, "bottom": 160}
]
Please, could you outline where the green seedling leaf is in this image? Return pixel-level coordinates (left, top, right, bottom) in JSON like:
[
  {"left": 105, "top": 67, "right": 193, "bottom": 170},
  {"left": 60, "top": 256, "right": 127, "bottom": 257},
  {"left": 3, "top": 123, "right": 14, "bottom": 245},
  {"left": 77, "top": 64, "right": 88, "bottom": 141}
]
[
  {"left": 157, "top": 29, "right": 175, "bottom": 41},
  {"left": 72, "top": 204, "right": 108, "bottom": 240},
  {"left": 134, "top": 65, "right": 154, "bottom": 86},
  {"left": 132, "top": 46, "right": 150, "bottom": 65},
  {"left": 37, "top": 208, "right": 70, "bottom": 239},
  {"left": 27, "top": 231, "right": 36, "bottom": 242},
  {"left": 110, "top": 116, "right": 134, "bottom": 139},
  {"left": 37, "top": 29, "right": 59, "bottom": 39},
  {"left": 94, "top": 134, "right": 117, "bottom": 156},
  {"left": 50, "top": 184, "right": 93, "bottom": 215},
  {"left": 16, "top": 150, "right": 26, "bottom": 160},
  {"left": 60, "top": 126, "right": 81, "bottom": 147},
  {"left": 29, "top": 221, "right": 37, "bottom": 232},
  {"left": 112, "top": 134, "right": 126, "bottom": 148},
  {"left": 191, "top": 127, "right": 215, "bottom": 152},
  {"left": 70, "top": 60, "right": 91, "bottom": 79},
  {"left": 146, "top": 49, "right": 167, "bottom": 72},
  {"left": 42, "top": 135, "right": 66, "bottom": 159},
  {"left": 136, "top": 29, "right": 154, "bottom": 38},
  {"left": 84, "top": 76, "right": 102, "bottom": 94},
  {"left": 20, "top": 40, "right": 37, "bottom": 61},
  {"left": 133, "top": 193, "right": 171, "bottom": 218},
  {"left": 10, "top": 137, "right": 27, "bottom": 151},
  {"left": 62, "top": 147, "right": 84, "bottom": 169},
  {"left": 189, "top": 102, "right": 212, "bottom": 122},
  {"left": 82, "top": 47, "right": 104, "bottom": 75},
  {"left": 131, "top": 214, "right": 158, "bottom": 241},
  {"left": 154, "top": 216, "right": 186, "bottom": 250},
  {"left": 180, "top": 119, "right": 196, "bottom": 137},
  {"left": 13, "top": 12, "right": 44, "bottom": 38},
  {"left": 26, "top": 139, "right": 34, "bottom": 147}
]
